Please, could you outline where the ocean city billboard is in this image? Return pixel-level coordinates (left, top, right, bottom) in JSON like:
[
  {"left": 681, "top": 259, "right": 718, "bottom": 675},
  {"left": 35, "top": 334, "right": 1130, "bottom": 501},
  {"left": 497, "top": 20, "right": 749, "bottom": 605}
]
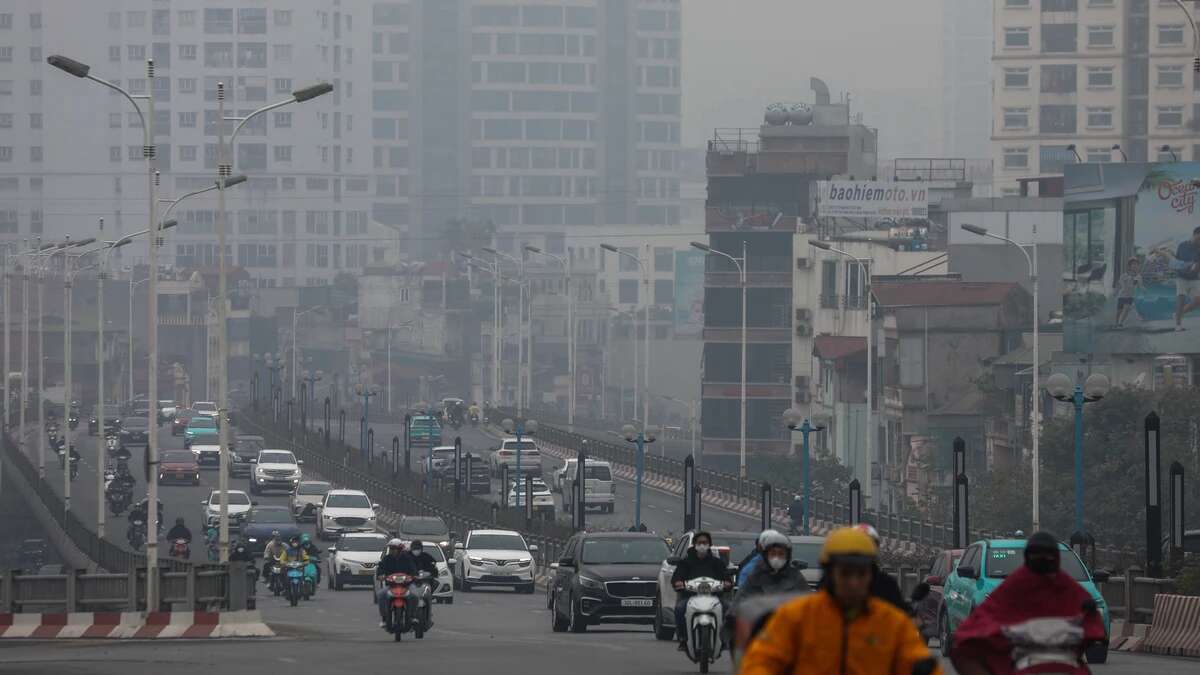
[{"left": 1063, "top": 162, "right": 1200, "bottom": 355}]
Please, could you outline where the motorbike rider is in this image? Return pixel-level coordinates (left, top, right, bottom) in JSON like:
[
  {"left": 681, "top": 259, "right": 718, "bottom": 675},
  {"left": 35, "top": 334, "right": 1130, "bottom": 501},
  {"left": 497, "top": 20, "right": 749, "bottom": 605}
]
[
  {"left": 738, "top": 529, "right": 785, "bottom": 589},
  {"left": 166, "top": 517, "right": 192, "bottom": 544},
  {"left": 670, "top": 531, "right": 732, "bottom": 652},
  {"left": 735, "top": 530, "right": 809, "bottom": 602},
  {"left": 407, "top": 540, "right": 439, "bottom": 624},
  {"left": 298, "top": 533, "right": 322, "bottom": 584},
  {"left": 468, "top": 402, "right": 482, "bottom": 423},
  {"left": 950, "top": 531, "right": 1106, "bottom": 675},
  {"left": 375, "top": 539, "right": 418, "bottom": 628},
  {"left": 261, "top": 530, "right": 286, "bottom": 580},
  {"left": 740, "top": 527, "right": 941, "bottom": 675},
  {"left": 277, "top": 534, "right": 310, "bottom": 564},
  {"left": 788, "top": 495, "right": 803, "bottom": 533}
]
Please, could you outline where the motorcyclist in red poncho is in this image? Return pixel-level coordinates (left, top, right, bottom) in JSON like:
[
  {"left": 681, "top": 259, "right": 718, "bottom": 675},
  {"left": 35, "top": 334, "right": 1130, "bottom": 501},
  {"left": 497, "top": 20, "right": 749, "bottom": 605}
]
[{"left": 950, "top": 532, "right": 1107, "bottom": 675}]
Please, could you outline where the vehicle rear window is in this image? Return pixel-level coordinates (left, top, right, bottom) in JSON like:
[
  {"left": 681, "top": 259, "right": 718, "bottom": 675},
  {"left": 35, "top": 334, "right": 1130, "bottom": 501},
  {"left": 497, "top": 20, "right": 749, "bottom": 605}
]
[
  {"left": 325, "top": 493, "right": 371, "bottom": 509},
  {"left": 401, "top": 518, "right": 447, "bottom": 535},
  {"left": 297, "top": 482, "right": 331, "bottom": 496},
  {"left": 585, "top": 465, "right": 611, "bottom": 481},
  {"left": 468, "top": 534, "right": 526, "bottom": 551},
  {"left": 188, "top": 417, "right": 216, "bottom": 429},
  {"left": 987, "top": 546, "right": 1090, "bottom": 581},
  {"left": 161, "top": 451, "right": 194, "bottom": 463},
  {"left": 338, "top": 536, "right": 387, "bottom": 552},
  {"left": 503, "top": 441, "right": 537, "bottom": 451},
  {"left": 210, "top": 492, "right": 250, "bottom": 506}
]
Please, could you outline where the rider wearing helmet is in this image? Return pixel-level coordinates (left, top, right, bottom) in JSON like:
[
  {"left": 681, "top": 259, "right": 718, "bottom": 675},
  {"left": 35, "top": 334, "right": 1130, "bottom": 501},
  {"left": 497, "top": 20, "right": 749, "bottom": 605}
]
[
  {"left": 261, "top": 530, "right": 286, "bottom": 580},
  {"left": 298, "top": 533, "right": 322, "bottom": 583},
  {"left": 788, "top": 495, "right": 804, "bottom": 533},
  {"left": 738, "top": 529, "right": 782, "bottom": 588},
  {"left": 278, "top": 534, "right": 309, "bottom": 564},
  {"left": 854, "top": 523, "right": 908, "bottom": 613},
  {"left": 740, "top": 527, "right": 941, "bottom": 675},
  {"left": 166, "top": 517, "right": 192, "bottom": 544},
  {"left": 375, "top": 539, "right": 418, "bottom": 628},
  {"left": 670, "top": 531, "right": 732, "bottom": 651},
  {"left": 735, "top": 530, "right": 809, "bottom": 601}
]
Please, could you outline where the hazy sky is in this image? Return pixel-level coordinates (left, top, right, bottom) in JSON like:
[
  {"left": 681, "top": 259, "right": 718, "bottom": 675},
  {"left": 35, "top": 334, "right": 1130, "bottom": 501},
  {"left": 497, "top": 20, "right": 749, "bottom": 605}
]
[{"left": 681, "top": 0, "right": 944, "bottom": 156}]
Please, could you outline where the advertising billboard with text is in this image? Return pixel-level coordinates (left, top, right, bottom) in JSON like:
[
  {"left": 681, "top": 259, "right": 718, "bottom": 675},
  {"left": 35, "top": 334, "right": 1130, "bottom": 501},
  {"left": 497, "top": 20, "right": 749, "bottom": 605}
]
[{"left": 816, "top": 181, "right": 929, "bottom": 219}]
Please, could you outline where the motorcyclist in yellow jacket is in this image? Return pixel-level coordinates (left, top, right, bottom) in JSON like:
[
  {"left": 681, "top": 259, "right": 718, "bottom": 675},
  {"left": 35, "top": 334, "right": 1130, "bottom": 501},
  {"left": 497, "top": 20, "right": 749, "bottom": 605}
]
[
  {"left": 739, "top": 527, "right": 941, "bottom": 675},
  {"left": 277, "top": 535, "right": 310, "bottom": 564}
]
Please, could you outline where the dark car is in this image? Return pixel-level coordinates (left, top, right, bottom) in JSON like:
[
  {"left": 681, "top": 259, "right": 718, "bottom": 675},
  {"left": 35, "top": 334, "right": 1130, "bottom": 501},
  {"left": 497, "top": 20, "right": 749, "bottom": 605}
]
[
  {"left": 396, "top": 515, "right": 453, "bottom": 549},
  {"left": 120, "top": 417, "right": 151, "bottom": 445},
  {"left": 89, "top": 405, "right": 122, "bottom": 436},
  {"left": 158, "top": 450, "right": 200, "bottom": 486},
  {"left": 463, "top": 453, "right": 491, "bottom": 495},
  {"left": 171, "top": 408, "right": 194, "bottom": 436},
  {"left": 915, "top": 547, "right": 964, "bottom": 640},
  {"left": 237, "top": 506, "right": 302, "bottom": 557},
  {"left": 549, "top": 532, "right": 669, "bottom": 632},
  {"left": 230, "top": 434, "right": 264, "bottom": 478}
]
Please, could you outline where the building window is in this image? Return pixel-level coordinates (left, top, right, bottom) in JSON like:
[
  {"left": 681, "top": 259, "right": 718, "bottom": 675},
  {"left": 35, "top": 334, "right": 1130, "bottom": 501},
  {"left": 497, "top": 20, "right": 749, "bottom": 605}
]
[
  {"left": 1039, "top": 145, "right": 1074, "bottom": 174},
  {"left": 0, "top": 113, "right": 10, "bottom": 128},
  {"left": 654, "top": 247, "right": 674, "bottom": 272},
  {"left": 29, "top": 80, "right": 40, "bottom": 96},
  {"left": 1084, "top": 147, "right": 1112, "bottom": 163},
  {"left": 110, "top": 146, "right": 121, "bottom": 162},
  {"left": 1005, "top": 27, "right": 1031, "bottom": 48},
  {"left": 273, "top": 78, "right": 292, "bottom": 94},
  {"left": 109, "top": 45, "right": 121, "bottom": 62},
  {"left": 179, "top": 145, "right": 197, "bottom": 162},
  {"left": 128, "top": 45, "right": 146, "bottom": 61},
  {"left": 273, "top": 44, "right": 292, "bottom": 61},
  {"left": 654, "top": 279, "right": 674, "bottom": 305},
  {"left": 1064, "top": 209, "right": 1106, "bottom": 281},
  {"left": 1040, "top": 105, "right": 1077, "bottom": 133},
  {"left": 1004, "top": 0, "right": 1030, "bottom": 6},
  {"left": 1086, "top": 107, "right": 1113, "bottom": 129},
  {"left": 178, "top": 78, "right": 196, "bottom": 94},
  {"left": 274, "top": 145, "right": 292, "bottom": 162},
  {"left": 29, "top": 146, "right": 41, "bottom": 162},
  {"left": 1003, "top": 147, "right": 1030, "bottom": 170},
  {"left": 1156, "top": 105, "right": 1184, "bottom": 128},
  {"left": 1158, "top": 24, "right": 1185, "bottom": 46},
  {"left": 1003, "top": 68, "right": 1030, "bottom": 88},
  {"left": 1042, "top": 24, "right": 1077, "bottom": 53},
  {"left": 274, "top": 10, "right": 293, "bottom": 26},
  {"left": 0, "top": 146, "right": 11, "bottom": 162},
  {"left": 29, "top": 113, "right": 41, "bottom": 129},
  {"left": 274, "top": 112, "right": 292, "bottom": 128},
  {"left": 1087, "top": 66, "right": 1114, "bottom": 89},
  {"left": 179, "top": 44, "right": 197, "bottom": 60},
  {"left": 618, "top": 279, "right": 639, "bottom": 304},
  {"left": 1157, "top": 64, "right": 1185, "bottom": 88},
  {"left": 1087, "top": 25, "right": 1114, "bottom": 48},
  {"left": 1002, "top": 107, "right": 1030, "bottom": 129},
  {"left": 820, "top": 259, "right": 839, "bottom": 307},
  {"left": 179, "top": 10, "right": 195, "bottom": 27},
  {"left": 1041, "top": 64, "right": 1076, "bottom": 93},
  {"left": 1157, "top": 146, "right": 1183, "bottom": 162}
]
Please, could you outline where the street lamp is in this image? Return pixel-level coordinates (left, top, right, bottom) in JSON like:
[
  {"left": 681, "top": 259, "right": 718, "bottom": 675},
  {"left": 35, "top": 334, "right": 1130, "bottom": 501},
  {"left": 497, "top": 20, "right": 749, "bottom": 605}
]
[
  {"left": 301, "top": 369, "right": 323, "bottom": 403},
  {"left": 484, "top": 247, "right": 528, "bottom": 414},
  {"left": 692, "top": 241, "right": 748, "bottom": 484},
  {"left": 783, "top": 408, "right": 826, "bottom": 536},
  {"left": 809, "top": 240, "right": 875, "bottom": 508},
  {"left": 525, "top": 245, "right": 575, "bottom": 425},
  {"left": 291, "top": 306, "right": 324, "bottom": 399},
  {"left": 355, "top": 383, "right": 380, "bottom": 460},
  {"left": 1066, "top": 144, "right": 1082, "bottom": 163},
  {"left": 262, "top": 353, "right": 285, "bottom": 394},
  {"left": 961, "top": 223, "right": 1041, "bottom": 530},
  {"left": 501, "top": 417, "right": 538, "bottom": 512},
  {"left": 600, "top": 244, "right": 650, "bottom": 430},
  {"left": 1111, "top": 144, "right": 1128, "bottom": 162},
  {"left": 620, "top": 423, "right": 657, "bottom": 529},
  {"left": 1046, "top": 372, "right": 1110, "bottom": 538},
  {"left": 1169, "top": 0, "right": 1200, "bottom": 73}
]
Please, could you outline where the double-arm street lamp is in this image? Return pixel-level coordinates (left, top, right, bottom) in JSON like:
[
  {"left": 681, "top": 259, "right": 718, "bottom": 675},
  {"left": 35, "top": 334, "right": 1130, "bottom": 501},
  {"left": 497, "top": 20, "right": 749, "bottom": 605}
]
[
  {"left": 524, "top": 245, "right": 576, "bottom": 425},
  {"left": 600, "top": 244, "right": 650, "bottom": 429},
  {"left": 961, "top": 223, "right": 1041, "bottom": 530},
  {"left": 1045, "top": 371, "right": 1110, "bottom": 540},
  {"left": 620, "top": 423, "right": 657, "bottom": 530},
  {"left": 783, "top": 408, "right": 826, "bottom": 536}
]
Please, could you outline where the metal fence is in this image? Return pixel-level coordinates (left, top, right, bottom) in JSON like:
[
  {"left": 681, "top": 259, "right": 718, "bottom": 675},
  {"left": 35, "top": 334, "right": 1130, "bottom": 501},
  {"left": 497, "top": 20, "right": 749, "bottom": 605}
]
[{"left": 0, "top": 564, "right": 255, "bottom": 613}]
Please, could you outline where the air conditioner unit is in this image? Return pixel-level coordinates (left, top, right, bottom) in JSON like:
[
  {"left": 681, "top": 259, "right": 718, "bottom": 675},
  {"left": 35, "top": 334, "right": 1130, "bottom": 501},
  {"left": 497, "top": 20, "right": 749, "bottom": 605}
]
[
  {"left": 795, "top": 308, "right": 812, "bottom": 322},
  {"left": 796, "top": 323, "right": 812, "bottom": 337},
  {"left": 796, "top": 257, "right": 810, "bottom": 269}
]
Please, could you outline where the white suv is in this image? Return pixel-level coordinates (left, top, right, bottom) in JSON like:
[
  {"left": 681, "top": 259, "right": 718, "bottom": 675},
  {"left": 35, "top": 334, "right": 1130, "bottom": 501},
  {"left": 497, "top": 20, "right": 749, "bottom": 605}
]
[
  {"left": 316, "top": 489, "right": 380, "bottom": 540},
  {"left": 488, "top": 438, "right": 542, "bottom": 477},
  {"left": 452, "top": 529, "right": 538, "bottom": 594},
  {"left": 250, "top": 449, "right": 302, "bottom": 495},
  {"left": 327, "top": 532, "right": 389, "bottom": 590},
  {"left": 554, "top": 459, "right": 615, "bottom": 514},
  {"left": 200, "top": 489, "right": 253, "bottom": 529}
]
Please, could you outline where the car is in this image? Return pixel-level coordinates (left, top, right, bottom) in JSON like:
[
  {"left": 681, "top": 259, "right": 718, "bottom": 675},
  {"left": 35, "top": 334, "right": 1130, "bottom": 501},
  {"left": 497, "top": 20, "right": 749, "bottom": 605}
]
[
  {"left": 200, "top": 489, "right": 253, "bottom": 529},
  {"left": 940, "top": 538, "right": 1111, "bottom": 663},
  {"left": 250, "top": 448, "right": 302, "bottom": 494},
  {"left": 549, "top": 532, "right": 669, "bottom": 632},
  {"left": 171, "top": 408, "right": 193, "bottom": 436},
  {"left": 326, "top": 532, "right": 388, "bottom": 590},
  {"left": 229, "top": 434, "right": 264, "bottom": 478},
  {"left": 420, "top": 445, "right": 458, "bottom": 476},
  {"left": 488, "top": 437, "right": 542, "bottom": 477},
  {"left": 505, "top": 478, "right": 556, "bottom": 519},
  {"left": 158, "top": 400, "right": 178, "bottom": 424},
  {"left": 183, "top": 415, "right": 218, "bottom": 449},
  {"left": 119, "top": 416, "right": 150, "bottom": 445},
  {"left": 88, "top": 405, "right": 121, "bottom": 436},
  {"left": 452, "top": 529, "right": 539, "bottom": 594},
  {"left": 192, "top": 443, "right": 221, "bottom": 469},
  {"left": 236, "top": 506, "right": 302, "bottom": 557},
  {"left": 290, "top": 480, "right": 332, "bottom": 521},
  {"left": 193, "top": 401, "right": 218, "bottom": 418},
  {"left": 158, "top": 449, "right": 200, "bottom": 486},
  {"left": 395, "top": 515, "right": 452, "bottom": 551},
  {"left": 315, "top": 489, "right": 380, "bottom": 540},
  {"left": 555, "top": 459, "right": 615, "bottom": 513},
  {"left": 914, "top": 548, "right": 964, "bottom": 640},
  {"left": 786, "top": 535, "right": 826, "bottom": 589},
  {"left": 132, "top": 407, "right": 152, "bottom": 425},
  {"left": 653, "top": 530, "right": 755, "bottom": 640}
]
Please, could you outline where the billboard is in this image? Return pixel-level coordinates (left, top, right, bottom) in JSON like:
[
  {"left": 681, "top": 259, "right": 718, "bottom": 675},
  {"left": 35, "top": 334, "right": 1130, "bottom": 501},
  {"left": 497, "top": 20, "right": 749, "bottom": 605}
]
[
  {"left": 1063, "top": 162, "right": 1200, "bottom": 355},
  {"left": 816, "top": 180, "right": 929, "bottom": 219},
  {"left": 673, "top": 250, "right": 706, "bottom": 337}
]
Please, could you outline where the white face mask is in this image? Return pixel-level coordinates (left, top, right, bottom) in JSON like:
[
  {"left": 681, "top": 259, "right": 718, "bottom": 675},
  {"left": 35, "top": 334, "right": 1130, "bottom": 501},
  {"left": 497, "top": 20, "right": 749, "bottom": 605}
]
[
  {"left": 694, "top": 543, "right": 710, "bottom": 556},
  {"left": 767, "top": 556, "right": 787, "bottom": 571}
]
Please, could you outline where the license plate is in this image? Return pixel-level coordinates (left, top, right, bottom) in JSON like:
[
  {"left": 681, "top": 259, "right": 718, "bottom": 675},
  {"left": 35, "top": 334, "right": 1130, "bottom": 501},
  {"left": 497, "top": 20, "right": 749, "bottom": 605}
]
[{"left": 620, "top": 598, "right": 653, "bottom": 607}]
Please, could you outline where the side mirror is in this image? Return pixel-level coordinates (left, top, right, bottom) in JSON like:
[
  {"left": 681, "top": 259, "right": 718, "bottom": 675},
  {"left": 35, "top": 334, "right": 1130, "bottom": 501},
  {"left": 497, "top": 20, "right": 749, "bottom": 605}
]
[
  {"left": 924, "top": 574, "right": 942, "bottom": 586},
  {"left": 550, "top": 562, "right": 559, "bottom": 570},
  {"left": 666, "top": 556, "right": 682, "bottom": 566},
  {"left": 956, "top": 565, "right": 977, "bottom": 579},
  {"left": 557, "top": 557, "right": 574, "bottom": 568},
  {"left": 249, "top": 458, "right": 257, "bottom": 464},
  {"left": 327, "top": 546, "right": 337, "bottom": 553},
  {"left": 200, "top": 500, "right": 208, "bottom": 505},
  {"left": 251, "top": 501, "right": 258, "bottom": 506},
  {"left": 791, "top": 559, "right": 808, "bottom": 570},
  {"left": 453, "top": 542, "right": 464, "bottom": 551},
  {"left": 372, "top": 503, "right": 381, "bottom": 511},
  {"left": 297, "top": 460, "right": 304, "bottom": 465},
  {"left": 528, "top": 544, "right": 538, "bottom": 553},
  {"left": 1092, "top": 569, "right": 1111, "bottom": 584}
]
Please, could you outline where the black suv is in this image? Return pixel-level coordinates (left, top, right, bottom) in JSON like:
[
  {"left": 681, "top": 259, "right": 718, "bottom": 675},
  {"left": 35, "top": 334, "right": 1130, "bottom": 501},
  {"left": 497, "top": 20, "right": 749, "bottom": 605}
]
[
  {"left": 549, "top": 532, "right": 668, "bottom": 632},
  {"left": 229, "top": 434, "right": 264, "bottom": 478}
]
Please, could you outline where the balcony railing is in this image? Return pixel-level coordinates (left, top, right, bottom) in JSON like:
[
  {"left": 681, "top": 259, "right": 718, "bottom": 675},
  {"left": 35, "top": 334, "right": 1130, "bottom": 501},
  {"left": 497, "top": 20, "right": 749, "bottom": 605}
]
[{"left": 705, "top": 206, "right": 798, "bottom": 233}]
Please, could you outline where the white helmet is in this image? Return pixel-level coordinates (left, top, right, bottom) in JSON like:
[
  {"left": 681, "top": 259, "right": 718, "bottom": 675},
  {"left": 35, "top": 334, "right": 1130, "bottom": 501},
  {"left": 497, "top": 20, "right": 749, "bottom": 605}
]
[
  {"left": 854, "top": 523, "right": 880, "bottom": 545},
  {"left": 757, "top": 529, "right": 789, "bottom": 551},
  {"left": 387, "top": 538, "right": 404, "bottom": 549}
]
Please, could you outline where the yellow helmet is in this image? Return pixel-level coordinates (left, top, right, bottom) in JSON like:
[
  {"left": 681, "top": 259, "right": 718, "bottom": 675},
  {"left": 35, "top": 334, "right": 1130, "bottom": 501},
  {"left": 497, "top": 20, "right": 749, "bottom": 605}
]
[{"left": 819, "top": 527, "right": 878, "bottom": 566}]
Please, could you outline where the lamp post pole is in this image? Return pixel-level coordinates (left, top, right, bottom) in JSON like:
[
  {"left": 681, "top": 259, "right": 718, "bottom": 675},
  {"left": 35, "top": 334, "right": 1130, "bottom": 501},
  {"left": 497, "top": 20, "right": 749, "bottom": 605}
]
[
  {"left": 785, "top": 409, "right": 825, "bottom": 536},
  {"left": 62, "top": 243, "right": 103, "bottom": 514},
  {"left": 620, "top": 423, "right": 657, "bottom": 530},
  {"left": 501, "top": 418, "right": 538, "bottom": 514},
  {"left": 1046, "top": 372, "right": 1109, "bottom": 537}
]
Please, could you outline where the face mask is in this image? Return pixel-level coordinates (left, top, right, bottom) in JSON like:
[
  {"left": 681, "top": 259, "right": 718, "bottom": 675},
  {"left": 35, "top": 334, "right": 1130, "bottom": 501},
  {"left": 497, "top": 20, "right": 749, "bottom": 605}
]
[
  {"left": 767, "top": 556, "right": 787, "bottom": 571},
  {"left": 695, "top": 543, "right": 710, "bottom": 556},
  {"left": 412, "top": 548, "right": 423, "bottom": 555}
]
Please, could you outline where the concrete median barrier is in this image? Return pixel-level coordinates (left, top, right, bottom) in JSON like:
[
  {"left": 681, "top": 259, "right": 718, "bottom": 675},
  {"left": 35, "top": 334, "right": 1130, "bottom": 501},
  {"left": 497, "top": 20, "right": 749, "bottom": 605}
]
[
  {"left": 0, "top": 609, "right": 273, "bottom": 639},
  {"left": 1137, "top": 594, "right": 1200, "bottom": 658}
]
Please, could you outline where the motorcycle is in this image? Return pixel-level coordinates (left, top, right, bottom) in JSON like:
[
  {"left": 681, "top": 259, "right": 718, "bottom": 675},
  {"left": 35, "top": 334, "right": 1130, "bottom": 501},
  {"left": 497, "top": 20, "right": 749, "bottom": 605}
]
[
  {"left": 381, "top": 572, "right": 425, "bottom": 641},
  {"left": 107, "top": 487, "right": 131, "bottom": 516},
  {"left": 1002, "top": 614, "right": 1093, "bottom": 675},
  {"left": 284, "top": 561, "right": 305, "bottom": 607},
  {"left": 127, "top": 517, "right": 146, "bottom": 550},
  {"left": 266, "top": 559, "right": 284, "bottom": 596},
  {"left": 169, "top": 538, "right": 191, "bottom": 559},
  {"left": 105, "top": 435, "right": 119, "bottom": 455},
  {"left": 69, "top": 457, "right": 79, "bottom": 481},
  {"left": 301, "top": 558, "right": 320, "bottom": 600},
  {"left": 682, "top": 577, "right": 726, "bottom": 674},
  {"left": 411, "top": 571, "right": 434, "bottom": 635}
]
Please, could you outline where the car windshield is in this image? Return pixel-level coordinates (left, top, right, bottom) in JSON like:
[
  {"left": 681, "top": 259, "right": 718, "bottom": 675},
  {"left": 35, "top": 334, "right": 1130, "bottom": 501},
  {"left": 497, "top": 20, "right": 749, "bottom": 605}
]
[
  {"left": 325, "top": 494, "right": 371, "bottom": 509},
  {"left": 580, "top": 538, "right": 669, "bottom": 564},
  {"left": 469, "top": 534, "right": 526, "bottom": 551},
  {"left": 188, "top": 417, "right": 216, "bottom": 429},
  {"left": 297, "top": 482, "right": 331, "bottom": 496},
  {"left": 260, "top": 452, "right": 295, "bottom": 464},
  {"left": 161, "top": 451, "right": 194, "bottom": 463},
  {"left": 401, "top": 519, "right": 447, "bottom": 535},
  {"left": 715, "top": 534, "right": 759, "bottom": 562},
  {"left": 339, "top": 536, "right": 388, "bottom": 552},
  {"left": 248, "top": 509, "right": 292, "bottom": 524},
  {"left": 210, "top": 492, "right": 250, "bottom": 506},
  {"left": 987, "top": 546, "right": 1091, "bottom": 581},
  {"left": 503, "top": 441, "right": 537, "bottom": 451},
  {"left": 195, "top": 403, "right": 216, "bottom": 412},
  {"left": 235, "top": 439, "right": 263, "bottom": 454},
  {"left": 790, "top": 542, "right": 824, "bottom": 567}
]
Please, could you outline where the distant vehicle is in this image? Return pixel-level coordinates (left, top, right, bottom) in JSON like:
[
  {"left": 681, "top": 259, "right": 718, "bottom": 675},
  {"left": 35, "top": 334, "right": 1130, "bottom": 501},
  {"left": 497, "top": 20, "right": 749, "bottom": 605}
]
[
  {"left": 183, "top": 415, "right": 218, "bottom": 449},
  {"left": 326, "top": 532, "right": 389, "bottom": 590},
  {"left": 505, "top": 478, "right": 555, "bottom": 519},
  {"left": 417, "top": 539, "right": 455, "bottom": 604},
  {"left": 237, "top": 506, "right": 301, "bottom": 556},
  {"left": 787, "top": 535, "right": 826, "bottom": 589},
  {"left": 549, "top": 532, "right": 668, "bottom": 632},
  {"left": 88, "top": 405, "right": 121, "bottom": 436},
  {"left": 158, "top": 449, "right": 200, "bottom": 486},
  {"left": 201, "top": 489, "right": 253, "bottom": 529},
  {"left": 654, "top": 530, "right": 755, "bottom": 641},
  {"left": 489, "top": 437, "right": 542, "bottom": 477},
  {"left": 120, "top": 416, "right": 150, "bottom": 445},
  {"left": 407, "top": 414, "right": 442, "bottom": 453},
  {"left": 555, "top": 459, "right": 615, "bottom": 514},
  {"left": 193, "top": 401, "right": 218, "bottom": 417},
  {"left": 316, "top": 489, "right": 380, "bottom": 540},
  {"left": 290, "top": 480, "right": 332, "bottom": 521},
  {"left": 395, "top": 515, "right": 452, "bottom": 550},
  {"left": 171, "top": 408, "right": 194, "bottom": 436},
  {"left": 452, "top": 529, "right": 538, "bottom": 594},
  {"left": 914, "top": 547, "right": 963, "bottom": 640},
  {"left": 230, "top": 434, "right": 264, "bottom": 478},
  {"left": 250, "top": 449, "right": 302, "bottom": 494},
  {"left": 158, "top": 400, "right": 178, "bottom": 424},
  {"left": 463, "top": 453, "right": 491, "bottom": 494},
  {"left": 420, "top": 445, "right": 458, "bottom": 476},
  {"left": 192, "top": 443, "right": 221, "bottom": 469}
]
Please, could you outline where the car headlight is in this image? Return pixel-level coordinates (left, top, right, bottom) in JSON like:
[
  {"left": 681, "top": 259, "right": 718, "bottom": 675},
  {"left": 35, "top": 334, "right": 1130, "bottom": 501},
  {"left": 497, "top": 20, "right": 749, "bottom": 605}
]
[
  {"left": 247, "top": 537, "right": 258, "bottom": 543},
  {"left": 468, "top": 556, "right": 483, "bottom": 565},
  {"left": 578, "top": 574, "right": 602, "bottom": 588}
]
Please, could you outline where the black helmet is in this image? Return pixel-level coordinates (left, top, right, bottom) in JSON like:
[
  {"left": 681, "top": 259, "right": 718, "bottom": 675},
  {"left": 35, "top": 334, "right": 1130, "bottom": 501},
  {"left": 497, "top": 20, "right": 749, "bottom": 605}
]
[{"left": 175, "top": 517, "right": 184, "bottom": 526}]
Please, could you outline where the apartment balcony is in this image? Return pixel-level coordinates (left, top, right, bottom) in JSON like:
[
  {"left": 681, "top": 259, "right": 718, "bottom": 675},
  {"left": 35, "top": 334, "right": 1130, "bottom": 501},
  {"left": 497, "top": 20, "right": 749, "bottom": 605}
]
[
  {"left": 883, "top": 385, "right": 926, "bottom": 411},
  {"left": 702, "top": 382, "right": 790, "bottom": 400},
  {"left": 705, "top": 206, "right": 798, "bottom": 233},
  {"left": 705, "top": 256, "right": 792, "bottom": 288},
  {"left": 701, "top": 327, "right": 791, "bottom": 343},
  {"left": 158, "top": 314, "right": 207, "bottom": 327}
]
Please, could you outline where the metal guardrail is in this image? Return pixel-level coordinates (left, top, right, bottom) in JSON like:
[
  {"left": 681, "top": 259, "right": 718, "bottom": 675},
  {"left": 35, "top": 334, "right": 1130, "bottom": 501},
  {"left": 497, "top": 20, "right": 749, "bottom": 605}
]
[{"left": 0, "top": 564, "right": 255, "bottom": 613}]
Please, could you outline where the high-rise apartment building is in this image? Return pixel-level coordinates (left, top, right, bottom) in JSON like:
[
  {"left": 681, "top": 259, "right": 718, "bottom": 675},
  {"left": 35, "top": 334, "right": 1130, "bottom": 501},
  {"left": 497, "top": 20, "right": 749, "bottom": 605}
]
[
  {"left": 942, "top": 0, "right": 992, "bottom": 159},
  {"left": 1, "top": 0, "right": 377, "bottom": 286},
  {"left": 368, "top": 0, "right": 682, "bottom": 257},
  {"left": 992, "top": 0, "right": 1200, "bottom": 194}
]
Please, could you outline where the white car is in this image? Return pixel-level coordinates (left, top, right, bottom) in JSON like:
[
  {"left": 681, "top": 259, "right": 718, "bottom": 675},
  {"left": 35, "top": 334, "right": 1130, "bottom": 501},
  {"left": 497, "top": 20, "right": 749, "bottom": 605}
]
[
  {"left": 193, "top": 401, "right": 218, "bottom": 417},
  {"left": 553, "top": 459, "right": 616, "bottom": 513},
  {"left": 488, "top": 438, "right": 542, "bottom": 477},
  {"left": 452, "top": 529, "right": 538, "bottom": 594},
  {"left": 250, "top": 448, "right": 303, "bottom": 495},
  {"left": 289, "top": 480, "right": 332, "bottom": 521},
  {"left": 316, "top": 489, "right": 380, "bottom": 541},
  {"left": 192, "top": 443, "right": 221, "bottom": 470},
  {"left": 505, "top": 478, "right": 555, "bottom": 519},
  {"left": 327, "top": 531, "right": 388, "bottom": 590},
  {"left": 200, "top": 489, "right": 253, "bottom": 529},
  {"left": 420, "top": 446, "right": 457, "bottom": 476}
]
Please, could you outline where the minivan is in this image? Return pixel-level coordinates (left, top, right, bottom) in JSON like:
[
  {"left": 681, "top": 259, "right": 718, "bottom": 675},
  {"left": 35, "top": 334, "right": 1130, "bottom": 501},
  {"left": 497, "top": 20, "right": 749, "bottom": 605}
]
[{"left": 557, "top": 459, "right": 615, "bottom": 514}]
